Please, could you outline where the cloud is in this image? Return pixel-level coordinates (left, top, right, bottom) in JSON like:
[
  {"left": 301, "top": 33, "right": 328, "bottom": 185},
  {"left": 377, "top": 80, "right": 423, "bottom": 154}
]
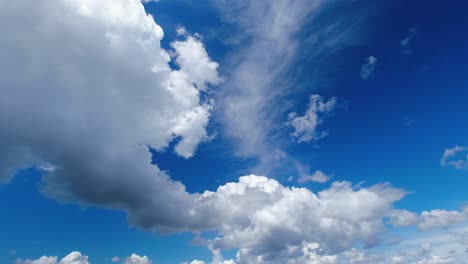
[
  {"left": 287, "top": 94, "right": 338, "bottom": 143},
  {"left": 213, "top": 0, "right": 365, "bottom": 173},
  {"left": 441, "top": 146, "right": 468, "bottom": 170},
  {"left": 0, "top": 0, "right": 225, "bottom": 234},
  {"left": 418, "top": 208, "right": 468, "bottom": 231},
  {"left": 388, "top": 209, "right": 421, "bottom": 227},
  {"left": 186, "top": 244, "right": 236, "bottom": 264},
  {"left": 298, "top": 170, "right": 331, "bottom": 184},
  {"left": 388, "top": 208, "right": 468, "bottom": 231},
  {"left": 0, "top": 0, "right": 221, "bottom": 182},
  {"left": 203, "top": 176, "right": 407, "bottom": 262},
  {"left": 123, "top": 254, "right": 152, "bottom": 264},
  {"left": 16, "top": 251, "right": 89, "bottom": 264},
  {"left": 2, "top": 0, "right": 468, "bottom": 263},
  {"left": 402, "top": 116, "right": 416, "bottom": 127},
  {"left": 360, "top": 56, "right": 377, "bottom": 80},
  {"left": 401, "top": 28, "right": 417, "bottom": 54}
]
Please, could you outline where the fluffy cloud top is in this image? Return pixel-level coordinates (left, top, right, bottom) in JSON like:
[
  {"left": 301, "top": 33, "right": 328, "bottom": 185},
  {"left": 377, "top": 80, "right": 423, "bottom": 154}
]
[
  {"left": 0, "top": 0, "right": 220, "bottom": 183},
  {"left": 123, "top": 254, "right": 152, "bottom": 264},
  {"left": 17, "top": 252, "right": 88, "bottom": 264}
]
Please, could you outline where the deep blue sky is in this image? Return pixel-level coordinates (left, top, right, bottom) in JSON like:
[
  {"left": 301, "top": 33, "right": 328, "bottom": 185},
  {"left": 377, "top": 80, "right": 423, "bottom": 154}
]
[{"left": 1, "top": 0, "right": 468, "bottom": 263}]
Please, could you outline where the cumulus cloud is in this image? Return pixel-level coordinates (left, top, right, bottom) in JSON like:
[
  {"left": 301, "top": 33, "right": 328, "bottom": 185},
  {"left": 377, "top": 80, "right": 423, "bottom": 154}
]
[
  {"left": 388, "top": 209, "right": 421, "bottom": 227},
  {"left": 388, "top": 208, "right": 468, "bottom": 231},
  {"left": 418, "top": 208, "right": 468, "bottom": 231},
  {"left": 186, "top": 244, "right": 236, "bottom": 264},
  {"left": 441, "top": 146, "right": 468, "bottom": 170},
  {"left": 122, "top": 254, "right": 152, "bottom": 264},
  {"left": 360, "top": 56, "right": 377, "bottom": 80},
  {"left": 0, "top": 0, "right": 224, "bottom": 234},
  {"left": 0, "top": 0, "right": 221, "bottom": 182},
  {"left": 200, "top": 176, "right": 407, "bottom": 262},
  {"left": 16, "top": 251, "right": 88, "bottom": 264},
  {"left": 287, "top": 94, "right": 338, "bottom": 143},
  {"left": 298, "top": 170, "right": 331, "bottom": 183}
]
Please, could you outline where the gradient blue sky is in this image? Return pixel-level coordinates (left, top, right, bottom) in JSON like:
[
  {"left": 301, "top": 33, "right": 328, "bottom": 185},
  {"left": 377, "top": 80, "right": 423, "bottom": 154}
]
[{"left": 1, "top": 0, "right": 468, "bottom": 263}]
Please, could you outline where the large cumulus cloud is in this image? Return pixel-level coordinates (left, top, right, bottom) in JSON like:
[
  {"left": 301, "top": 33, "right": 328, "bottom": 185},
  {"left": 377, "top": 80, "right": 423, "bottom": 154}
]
[
  {"left": 0, "top": 0, "right": 220, "bottom": 232},
  {"left": 0, "top": 0, "right": 219, "bottom": 183}
]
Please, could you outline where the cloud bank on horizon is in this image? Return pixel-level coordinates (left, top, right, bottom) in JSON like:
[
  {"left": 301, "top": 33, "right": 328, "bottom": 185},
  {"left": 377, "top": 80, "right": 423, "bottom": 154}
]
[{"left": 0, "top": 0, "right": 467, "bottom": 263}]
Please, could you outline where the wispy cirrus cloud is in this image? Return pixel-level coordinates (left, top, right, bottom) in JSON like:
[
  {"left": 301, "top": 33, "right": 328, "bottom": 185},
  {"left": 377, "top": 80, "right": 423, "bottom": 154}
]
[
  {"left": 401, "top": 27, "right": 417, "bottom": 54},
  {"left": 212, "top": 0, "right": 367, "bottom": 174},
  {"left": 360, "top": 55, "right": 378, "bottom": 80}
]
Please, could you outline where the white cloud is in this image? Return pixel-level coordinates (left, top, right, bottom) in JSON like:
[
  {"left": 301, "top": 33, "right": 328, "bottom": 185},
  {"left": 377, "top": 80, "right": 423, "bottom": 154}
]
[
  {"left": 388, "top": 209, "right": 421, "bottom": 227},
  {"left": 0, "top": 0, "right": 225, "bottom": 234},
  {"left": 418, "top": 208, "right": 468, "bottom": 231},
  {"left": 214, "top": 0, "right": 364, "bottom": 173},
  {"left": 123, "top": 254, "right": 152, "bottom": 264},
  {"left": 171, "top": 33, "right": 222, "bottom": 92},
  {"left": 287, "top": 94, "right": 338, "bottom": 143},
  {"left": 360, "top": 56, "right": 377, "bottom": 80},
  {"left": 17, "top": 252, "right": 88, "bottom": 264},
  {"left": 441, "top": 146, "right": 468, "bottom": 170},
  {"left": 201, "top": 176, "right": 406, "bottom": 262},
  {"left": 400, "top": 28, "right": 417, "bottom": 54},
  {"left": 298, "top": 170, "right": 331, "bottom": 183},
  {"left": 0, "top": 0, "right": 221, "bottom": 182},
  {"left": 388, "top": 208, "right": 468, "bottom": 231}
]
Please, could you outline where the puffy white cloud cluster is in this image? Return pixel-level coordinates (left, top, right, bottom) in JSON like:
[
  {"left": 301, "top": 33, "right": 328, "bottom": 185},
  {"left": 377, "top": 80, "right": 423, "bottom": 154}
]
[
  {"left": 0, "top": 0, "right": 222, "bottom": 233},
  {"left": 123, "top": 254, "right": 152, "bottom": 264},
  {"left": 287, "top": 94, "right": 338, "bottom": 143},
  {"left": 441, "top": 146, "right": 468, "bottom": 170},
  {"left": 195, "top": 176, "right": 406, "bottom": 262},
  {"left": 16, "top": 251, "right": 88, "bottom": 264},
  {"left": 0, "top": 0, "right": 220, "bottom": 183}
]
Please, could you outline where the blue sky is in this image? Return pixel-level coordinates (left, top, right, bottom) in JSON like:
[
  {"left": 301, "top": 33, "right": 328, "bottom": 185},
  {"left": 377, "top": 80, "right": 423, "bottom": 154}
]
[{"left": 1, "top": 0, "right": 468, "bottom": 263}]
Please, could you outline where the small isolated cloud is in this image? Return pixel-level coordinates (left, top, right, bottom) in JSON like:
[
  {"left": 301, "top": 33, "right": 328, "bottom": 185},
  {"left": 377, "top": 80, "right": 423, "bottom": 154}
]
[
  {"left": 112, "top": 256, "right": 120, "bottom": 263},
  {"left": 360, "top": 56, "right": 377, "bottom": 80},
  {"left": 441, "top": 146, "right": 468, "bottom": 170},
  {"left": 16, "top": 251, "right": 89, "bottom": 264},
  {"left": 298, "top": 170, "right": 331, "bottom": 183},
  {"left": 401, "top": 28, "right": 417, "bottom": 54},
  {"left": 123, "top": 254, "right": 152, "bottom": 264},
  {"left": 402, "top": 116, "right": 416, "bottom": 127},
  {"left": 287, "top": 94, "right": 338, "bottom": 143}
]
